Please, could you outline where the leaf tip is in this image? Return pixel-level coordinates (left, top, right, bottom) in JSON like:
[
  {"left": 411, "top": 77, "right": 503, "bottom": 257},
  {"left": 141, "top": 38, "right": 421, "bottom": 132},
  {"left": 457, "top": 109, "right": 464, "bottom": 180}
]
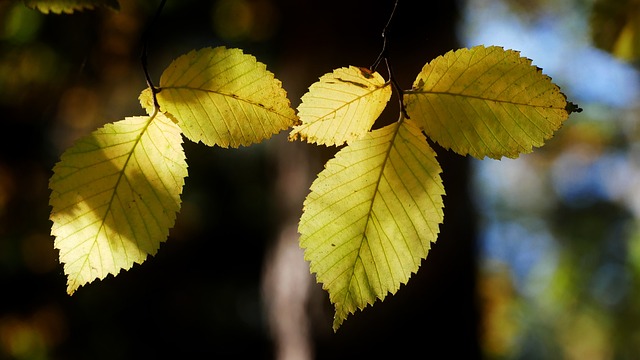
[
  {"left": 288, "top": 131, "right": 302, "bottom": 142},
  {"left": 66, "top": 284, "right": 77, "bottom": 296},
  {"left": 331, "top": 305, "right": 352, "bottom": 332},
  {"left": 566, "top": 101, "right": 583, "bottom": 114},
  {"left": 332, "top": 317, "right": 343, "bottom": 332}
]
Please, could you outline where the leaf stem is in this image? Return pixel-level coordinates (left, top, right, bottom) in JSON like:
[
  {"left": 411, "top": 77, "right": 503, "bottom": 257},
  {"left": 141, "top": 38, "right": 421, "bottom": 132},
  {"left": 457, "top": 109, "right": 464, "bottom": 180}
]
[
  {"left": 141, "top": 0, "right": 168, "bottom": 111},
  {"left": 384, "top": 58, "right": 409, "bottom": 119}
]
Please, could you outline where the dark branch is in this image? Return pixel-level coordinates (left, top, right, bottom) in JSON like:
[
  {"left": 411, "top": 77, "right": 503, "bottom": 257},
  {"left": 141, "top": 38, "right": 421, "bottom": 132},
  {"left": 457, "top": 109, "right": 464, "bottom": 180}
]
[
  {"left": 372, "top": 0, "right": 409, "bottom": 120},
  {"left": 141, "top": 0, "right": 168, "bottom": 110},
  {"left": 370, "top": 0, "right": 399, "bottom": 71}
]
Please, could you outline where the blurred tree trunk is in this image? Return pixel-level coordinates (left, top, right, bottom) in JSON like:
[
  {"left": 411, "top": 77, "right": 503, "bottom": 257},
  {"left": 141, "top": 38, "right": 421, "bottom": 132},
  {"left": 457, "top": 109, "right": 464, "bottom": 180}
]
[{"left": 263, "top": 1, "right": 480, "bottom": 358}]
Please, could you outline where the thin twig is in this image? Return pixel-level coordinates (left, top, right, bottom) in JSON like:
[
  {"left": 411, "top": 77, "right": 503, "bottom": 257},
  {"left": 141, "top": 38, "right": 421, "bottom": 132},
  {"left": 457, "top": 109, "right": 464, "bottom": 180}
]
[
  {"left": 372, "top": 0, "right": 409, "bottom": 120},
  {"left": 370, "top": 0, "right": 399, "bottom": 71},
  {"left": 141, "top": 0, "right": 168, "bottom": 110}
]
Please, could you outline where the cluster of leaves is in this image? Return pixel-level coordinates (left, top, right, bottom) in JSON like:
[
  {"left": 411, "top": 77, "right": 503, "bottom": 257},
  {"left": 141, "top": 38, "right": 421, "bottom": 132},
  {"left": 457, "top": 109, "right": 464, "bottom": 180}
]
[
  {"left": 49, "top": 39, "right": 579, "bottom": 329},
  {"left": 49, "top": 47, "right": 296, "bottom": 293},
  {"left": 30, "top": 0, "right": 582, "bottom": 333},
  {"left": 291, "top": 46, "right": 578, "bottom": 329}
]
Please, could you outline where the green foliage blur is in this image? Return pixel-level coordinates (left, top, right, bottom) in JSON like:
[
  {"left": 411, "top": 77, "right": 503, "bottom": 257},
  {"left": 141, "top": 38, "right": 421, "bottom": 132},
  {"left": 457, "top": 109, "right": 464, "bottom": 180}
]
[{"left": 465, "top": 0, "right": 640, "bottom": 359}]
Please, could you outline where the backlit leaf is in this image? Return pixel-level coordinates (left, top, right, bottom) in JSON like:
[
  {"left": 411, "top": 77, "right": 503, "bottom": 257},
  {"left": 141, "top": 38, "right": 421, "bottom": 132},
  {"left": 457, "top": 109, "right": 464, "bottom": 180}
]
[
  {"left": 49, "top": 113, "right": 187, "bottom": 294},
  {"left": 299, "top": 119, "right": 445, "bottom": 330},
  {"left": 23, "top": 0, "right": 119, "bottom": 14},
  {"left": 289, "top": 66, "right": 392, "bottom": 146},
  {"left": 155, "top": 46, "right": 298, "bottom": 148},
  {"left": 404, "top": 45, "right": 579, "bottom": 159}
]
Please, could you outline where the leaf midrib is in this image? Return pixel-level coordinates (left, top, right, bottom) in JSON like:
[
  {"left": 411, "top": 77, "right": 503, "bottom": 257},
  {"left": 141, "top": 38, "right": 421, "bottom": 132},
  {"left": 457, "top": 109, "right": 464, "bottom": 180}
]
[
  {"left": 339, "top": 119, "right": 404, "bottom": 318},
  {"left": 406, "top": 89, "right": 565, "bottom": 109},
  {"left": 294, "top": 83, "right": 391, "bottom": 132},
  {"left": 160, "top": 86, "right": 294, "bottom": 118},
  {"left": 75, "top": 113, "right": 155, "bottom": 287}
]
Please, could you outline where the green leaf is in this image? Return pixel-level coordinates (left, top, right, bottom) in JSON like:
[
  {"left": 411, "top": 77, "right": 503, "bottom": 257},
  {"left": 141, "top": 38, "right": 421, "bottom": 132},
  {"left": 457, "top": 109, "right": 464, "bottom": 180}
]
[
  {"left": 299, "top": 119, "right": 445, "bottom": 330},
  {"left": 404, "top": 45, "right": 578, "bottom": 159},
  {"left": 49, "top": 113, "right": 187, "bottom": 294},
  {"left": 23, "top": 0, "right": 119, "bottom": 14},
  {"left": 155, "top": 46, "right": 298, "bottom": 148},
  {"left": 289, "top": 66, "right": 392, "bottom": 146}
]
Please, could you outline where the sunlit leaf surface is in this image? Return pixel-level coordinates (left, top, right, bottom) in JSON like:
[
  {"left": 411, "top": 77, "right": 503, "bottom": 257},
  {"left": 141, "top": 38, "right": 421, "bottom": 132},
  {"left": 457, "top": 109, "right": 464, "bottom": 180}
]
[
  {"left": 49, "top": 114, "right": 187, "bottom": 294},
  {"left": 290, "top": 66, "right": 391, "bottom": 146},
  {"left": 156, "top": 46, "right": 298, "bottom": 148},
  {"left": 299, "top": 119, "right": 445, "bottom": 330},
  {"left": 405, "top": 45, "right": 577, "bottom": 159}
]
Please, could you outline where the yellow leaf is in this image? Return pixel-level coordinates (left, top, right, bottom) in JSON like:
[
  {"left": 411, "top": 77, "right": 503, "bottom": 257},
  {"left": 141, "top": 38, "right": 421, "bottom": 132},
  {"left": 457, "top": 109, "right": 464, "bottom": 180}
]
[
  {"left": 155, "top": 46, "right": 298, "bottom": 148},
  {"left": 49, "top": 113, "right": 187, "bottom": 294},
  {"left": 290, "top": 66, "right": 392, "bottom": 146},
  {"left": 405, "top": 45, "right": 577, "bottom": 159},
  {"left": 299, "top": 119, "right": 445, "bottom": 330},
  {"left": 23, "top": 0, "right": 119, "bottom": 14}
]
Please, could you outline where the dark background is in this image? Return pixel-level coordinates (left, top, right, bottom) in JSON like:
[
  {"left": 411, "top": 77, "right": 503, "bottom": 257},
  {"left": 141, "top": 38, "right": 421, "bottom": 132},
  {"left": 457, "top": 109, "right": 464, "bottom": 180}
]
[{"left": 0, "top": 1, "right": 479, "bottom": 358}]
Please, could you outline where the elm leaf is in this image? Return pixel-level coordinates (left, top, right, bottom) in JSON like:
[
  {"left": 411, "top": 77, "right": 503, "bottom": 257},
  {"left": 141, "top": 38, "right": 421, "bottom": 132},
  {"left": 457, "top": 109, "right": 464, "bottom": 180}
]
[
  {"left": 290, "top": 66, "right": 392, "bottom": 146},
  {"left": 49, "top": 113, "right": 187, "bottom": 294},
  {"left": 155, "top": 46, "right": 298, "bottom": 148},
  {"left": 299, "top": 119, "right": 445, "bottom": 330},
  {"left": 404, "top": 45, "right": 580, "bottom": 159}
]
